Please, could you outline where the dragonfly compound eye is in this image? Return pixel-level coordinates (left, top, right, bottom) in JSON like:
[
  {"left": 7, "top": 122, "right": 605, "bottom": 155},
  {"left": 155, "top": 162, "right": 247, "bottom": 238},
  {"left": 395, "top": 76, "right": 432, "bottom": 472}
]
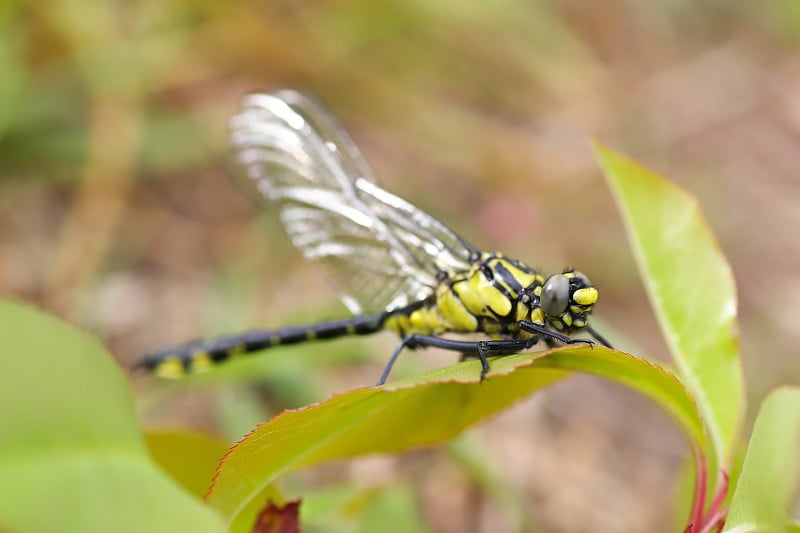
[{"left": 541, "top": 274, "right": 570, "bottom": 317}]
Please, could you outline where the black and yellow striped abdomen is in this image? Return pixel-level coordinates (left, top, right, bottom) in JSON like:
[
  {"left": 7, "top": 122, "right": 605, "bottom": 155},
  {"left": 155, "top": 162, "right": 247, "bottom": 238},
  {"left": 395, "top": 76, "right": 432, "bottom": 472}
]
[{"left": 136, "top": 314, "right": 387, "bottom": 378}]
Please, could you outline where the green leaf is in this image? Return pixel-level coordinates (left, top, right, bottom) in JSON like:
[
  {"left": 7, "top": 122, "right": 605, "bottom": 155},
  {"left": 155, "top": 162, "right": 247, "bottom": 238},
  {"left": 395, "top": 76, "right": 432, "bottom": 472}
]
[
  {"left": 594, "top": 142, "right": 743, "bottom": 470},
  {"left": 0, "top": 299, "right": 225, "bottom": 533},
  {"left": 724, "top": 387, "right": 800, "bottom": 532},
  {"left": 207, "top": 346, "right": 705, "bottom": 525},
  {"left": 144, "top": 430, "right": 231, "bottom": 499}
]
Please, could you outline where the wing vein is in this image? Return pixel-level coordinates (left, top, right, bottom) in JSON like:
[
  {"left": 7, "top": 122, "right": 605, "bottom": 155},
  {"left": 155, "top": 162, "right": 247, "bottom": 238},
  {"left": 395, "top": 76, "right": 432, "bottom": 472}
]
[{"left": 230, "top": 90, "right": 477, "bottom": 314}]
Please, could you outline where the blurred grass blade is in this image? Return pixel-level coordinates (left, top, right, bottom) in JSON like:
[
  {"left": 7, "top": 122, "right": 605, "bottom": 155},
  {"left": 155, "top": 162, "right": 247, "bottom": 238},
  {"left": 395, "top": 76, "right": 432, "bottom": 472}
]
[
  {"left": 594, "top": 142, "right": 743, "bottom": 470},
  {"left": 356, "top": 485, "right": 430, "bottom": 533},
  {"left": 723, "top": 387, "right": 800, "bottom": 533},
  {"left": 299, "top": 484, "right": 429, "bottom": 532},
  {"left": 0, "top": 299, "right": 225, "bottom": 533},
  {"left": 207, "top": 347, "right": 705, "bottom": 527}
]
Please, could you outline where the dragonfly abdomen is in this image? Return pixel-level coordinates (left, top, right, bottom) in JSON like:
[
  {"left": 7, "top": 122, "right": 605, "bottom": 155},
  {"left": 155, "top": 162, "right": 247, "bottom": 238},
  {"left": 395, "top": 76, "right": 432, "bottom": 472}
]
[{"left": 135, "top": 314, "right": 386, "bottom": 378}]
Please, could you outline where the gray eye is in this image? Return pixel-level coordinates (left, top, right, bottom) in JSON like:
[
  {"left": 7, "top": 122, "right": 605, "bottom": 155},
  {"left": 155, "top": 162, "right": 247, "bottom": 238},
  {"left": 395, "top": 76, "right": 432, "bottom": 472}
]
[{"left": 542, "top": 274, "right": 570, "bottom": 317}]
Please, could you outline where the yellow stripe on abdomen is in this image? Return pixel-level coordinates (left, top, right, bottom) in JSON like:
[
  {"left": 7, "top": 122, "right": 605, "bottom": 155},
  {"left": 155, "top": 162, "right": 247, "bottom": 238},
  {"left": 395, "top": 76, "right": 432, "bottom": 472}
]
[
  {"left": 384, "top": 305, "right": 447, "bottom": 336},
  {"left": 153, "top": 356, "right": 187, "bottom": 379}
]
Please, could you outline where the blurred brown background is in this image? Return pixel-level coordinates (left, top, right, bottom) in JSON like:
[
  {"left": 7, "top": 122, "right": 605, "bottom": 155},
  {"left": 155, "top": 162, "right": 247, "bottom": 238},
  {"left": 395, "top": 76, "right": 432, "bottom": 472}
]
[{"left": 2, "top": 1, "right": 799, "bottom": 531}]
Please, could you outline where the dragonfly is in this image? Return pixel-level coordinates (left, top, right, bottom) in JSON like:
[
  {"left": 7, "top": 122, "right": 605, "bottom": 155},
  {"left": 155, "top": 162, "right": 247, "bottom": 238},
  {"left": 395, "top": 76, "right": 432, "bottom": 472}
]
[{"left": 135, "top": 89, "right": 611, "bottom": 385}]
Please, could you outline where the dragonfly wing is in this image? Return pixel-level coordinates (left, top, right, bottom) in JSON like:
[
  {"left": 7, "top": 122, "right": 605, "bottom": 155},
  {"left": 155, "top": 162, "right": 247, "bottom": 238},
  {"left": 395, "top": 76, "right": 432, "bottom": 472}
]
[
  {"left": 354, "top": 179, "right": 478, "bottom": 280},
  {"left": 230, "top": 90, "right": 476, "bottom": 314}
]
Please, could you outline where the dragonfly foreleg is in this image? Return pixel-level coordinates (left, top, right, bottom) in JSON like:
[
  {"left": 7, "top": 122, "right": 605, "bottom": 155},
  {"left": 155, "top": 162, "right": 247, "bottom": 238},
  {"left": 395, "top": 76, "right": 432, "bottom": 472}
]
[{"left": 518, "top": 320, "right": 594, "bottom": 348}]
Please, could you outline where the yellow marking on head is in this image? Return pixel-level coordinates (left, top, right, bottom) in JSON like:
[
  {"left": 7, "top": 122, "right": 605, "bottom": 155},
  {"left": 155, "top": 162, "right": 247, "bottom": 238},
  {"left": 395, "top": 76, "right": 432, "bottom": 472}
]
[
  {"left": 155, "top": 358, "right": 186, "bottom": 379},
  {"left": 573, "top": 319, "right": 586, "bottom": 328},
  {"left": 190, "top": 352, "right": 213, "bottom": 373},
  {"left": 533, "top": 286, "right": 542, "bottom": 297},
  {"left": 561, "top": 314, "right": 573, "bottom": 327},
  {"left": 564, "top": 271, "right": 575, "bottom": 279},
  {"left": 573, "top": 287, "right": 598, "bottom": 306}
]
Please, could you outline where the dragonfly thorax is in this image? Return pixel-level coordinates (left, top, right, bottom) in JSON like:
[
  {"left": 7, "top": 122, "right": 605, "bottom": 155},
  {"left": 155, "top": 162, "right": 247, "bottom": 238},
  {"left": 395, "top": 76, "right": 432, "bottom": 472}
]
[{"left": 406, "top": 253, "right": 592, "bottom": 339}]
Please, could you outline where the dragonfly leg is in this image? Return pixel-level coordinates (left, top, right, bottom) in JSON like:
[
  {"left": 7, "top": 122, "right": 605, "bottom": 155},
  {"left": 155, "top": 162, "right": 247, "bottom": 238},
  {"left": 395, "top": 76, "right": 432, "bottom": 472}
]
[
  {"left": 585, "top": 324, "right": 614, "bottom": 349},
  {"left": 518, "top": 320, "right": 594, "bottom": 347},
  {"left": 377, "top": 335, "right": 536, "bottom": 385}
]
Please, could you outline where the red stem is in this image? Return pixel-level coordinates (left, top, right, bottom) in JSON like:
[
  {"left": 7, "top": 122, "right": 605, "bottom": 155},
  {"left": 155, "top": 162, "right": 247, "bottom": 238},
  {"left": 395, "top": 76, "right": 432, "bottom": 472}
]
[{"left": 688, "top": 453, "right": 708, "bottom": 532}]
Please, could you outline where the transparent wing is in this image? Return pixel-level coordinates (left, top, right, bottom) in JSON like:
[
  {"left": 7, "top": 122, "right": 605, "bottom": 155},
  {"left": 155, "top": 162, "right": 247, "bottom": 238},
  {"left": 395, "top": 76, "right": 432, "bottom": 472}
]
[{"left": 229, "top": 89, "right": 479, "bottom": 314}]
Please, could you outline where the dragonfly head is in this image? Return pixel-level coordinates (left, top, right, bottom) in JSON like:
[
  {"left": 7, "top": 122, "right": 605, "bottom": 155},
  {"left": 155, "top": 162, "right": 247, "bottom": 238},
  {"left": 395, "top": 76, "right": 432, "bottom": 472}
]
[{"left": 540, "top": 269, "right": 598, "bottom": 332}]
